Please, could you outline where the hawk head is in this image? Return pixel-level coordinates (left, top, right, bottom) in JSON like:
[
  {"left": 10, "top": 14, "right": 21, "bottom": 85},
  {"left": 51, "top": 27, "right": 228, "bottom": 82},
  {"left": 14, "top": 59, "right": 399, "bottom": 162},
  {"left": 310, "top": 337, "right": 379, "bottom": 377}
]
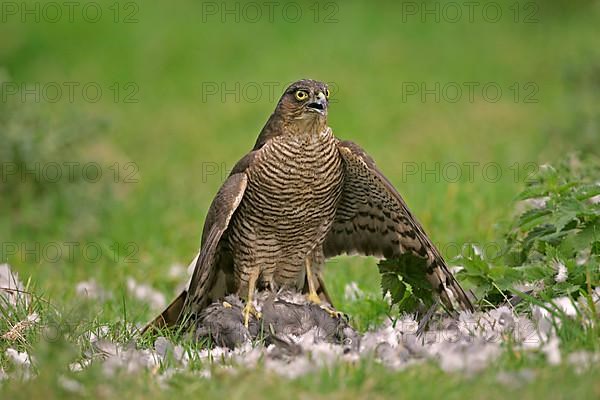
[
  {"left": 276, "top": 79, "right": 330, "bottom": 132},
  {"left": 253, "top": 79, "right": 331, "bottom": 149}
]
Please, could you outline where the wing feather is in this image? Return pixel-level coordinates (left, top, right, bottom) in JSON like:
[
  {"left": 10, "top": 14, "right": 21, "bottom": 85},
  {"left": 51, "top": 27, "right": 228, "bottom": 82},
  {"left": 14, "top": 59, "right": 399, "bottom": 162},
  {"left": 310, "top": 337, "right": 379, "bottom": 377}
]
[
  {"left": 142, "top": 172, "right": 248, "bottom": 332},
  {"left": 183, "top": 172, "right": 247, "bottom": 315},
  {"left": 324, "top": 140, "right": 473, "bottom": 312}
]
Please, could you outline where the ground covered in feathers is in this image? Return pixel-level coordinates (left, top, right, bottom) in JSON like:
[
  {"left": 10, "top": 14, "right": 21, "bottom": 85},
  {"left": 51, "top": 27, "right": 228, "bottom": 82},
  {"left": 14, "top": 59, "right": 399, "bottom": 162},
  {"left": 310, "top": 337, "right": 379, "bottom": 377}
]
[{"left": 1, "top": 263, "right": 599, "bottom": 396}]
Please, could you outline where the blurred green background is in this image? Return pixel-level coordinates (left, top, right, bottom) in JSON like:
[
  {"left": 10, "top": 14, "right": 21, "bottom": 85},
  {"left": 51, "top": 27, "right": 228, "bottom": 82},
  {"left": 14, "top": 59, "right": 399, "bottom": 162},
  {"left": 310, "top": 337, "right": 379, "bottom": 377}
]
[{"left": 1, "top": 0, "right": 599, "bottom": 325}]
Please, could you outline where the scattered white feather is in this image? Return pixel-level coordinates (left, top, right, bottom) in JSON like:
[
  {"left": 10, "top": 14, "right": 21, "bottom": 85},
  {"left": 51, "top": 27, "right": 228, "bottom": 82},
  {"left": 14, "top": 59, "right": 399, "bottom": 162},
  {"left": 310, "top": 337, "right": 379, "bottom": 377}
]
[
  {"left": 542, "top": 336, "right": 561, "bottom": 365},
  {"left": 69, "top": 359, "right": 92, "bottom": 372},
  {"left": 100, "top": 342, "right": 161, "bottom": 376},
  {"left": 4, "top": 348, "right": 33, "bottom": 381},
  {"left": 75, "top": 279, "right": 108, "bottom": 300},
  {"left": 515, "top": 196, "right": 550, "bottom": 215},
  {"left": 5, "top": 348, "right": 32, "bottom": 367},
  {"left": 525, "top": 197, "right": 550, "bottom": 209},
  {"left": 58, "top": 376, "right": 85, "bottom": 394},
  {"left": 449, "top": 265, "right": 464, "bottom": 275},
  {"left": 0, "top": 263, "right": 28, "bottom": 308},
  {"left": 576, "top": 248, "right": 590, "bottom": 266},
  {"left": 567, "top": 351, "right": 600, "bottom": 374},
  {"left": 552, "top": 259, "right": 568, "bottom": 283},
  {"left": 361, "top": 320, "right": 399, "bottom": 352},
  {"left": 168, "top": 263, "right": 187, "bottom": 279},
  {"left": 552, "top": 297, "right": 578, "bottom": 317},
  {"left": 169, "top": 263, "right": 190, "bottom": 292},
  {"left": 36, "top": 288, "right": 598, "bottom": 381},
  {"left": 126, "top": 277, "right": 166, "bottom": 311},
  {"left": 383, "top": 290, "right": 393, "bottom": 306},
  {"left": 530, "top": 305, "right": 553, "bottom": 340},
  {"left": 89, "top": 325, "right": 111, "bottom": 342}
]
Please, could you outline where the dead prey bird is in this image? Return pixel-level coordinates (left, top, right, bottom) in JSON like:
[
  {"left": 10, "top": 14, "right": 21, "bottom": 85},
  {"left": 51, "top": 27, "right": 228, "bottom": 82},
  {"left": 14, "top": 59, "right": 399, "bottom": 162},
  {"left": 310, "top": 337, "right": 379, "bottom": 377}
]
[
  {"left": 144, "top": 79, "right": 473, "bottom": 333},
  {"left": 195, "top": 292, "right": 359, "bottom": 351}
]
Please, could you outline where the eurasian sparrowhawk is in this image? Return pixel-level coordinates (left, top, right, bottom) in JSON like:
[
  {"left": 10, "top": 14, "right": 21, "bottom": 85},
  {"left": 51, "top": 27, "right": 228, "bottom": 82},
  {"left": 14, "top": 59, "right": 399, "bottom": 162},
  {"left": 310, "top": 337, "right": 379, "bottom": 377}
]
[{"left": 145, "top": 79, "right": 473, "bottom": 331}]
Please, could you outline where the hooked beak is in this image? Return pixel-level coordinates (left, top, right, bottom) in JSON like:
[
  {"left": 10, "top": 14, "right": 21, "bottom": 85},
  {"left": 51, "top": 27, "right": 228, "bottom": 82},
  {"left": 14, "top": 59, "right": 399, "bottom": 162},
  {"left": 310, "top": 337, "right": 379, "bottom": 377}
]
[{"left": 306, "top": 91, "right": 327, "bottom": 115}]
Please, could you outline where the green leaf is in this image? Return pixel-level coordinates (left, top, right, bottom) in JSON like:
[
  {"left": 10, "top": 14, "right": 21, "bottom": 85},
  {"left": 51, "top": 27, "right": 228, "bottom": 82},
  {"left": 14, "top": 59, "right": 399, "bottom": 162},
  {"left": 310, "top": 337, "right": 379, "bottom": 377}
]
[
  {"left": 554, "top": 199, "right": 582, "bottom": 232},
  {"left": 380, "top": 272, "right": 405, "bottom": 304},
  {"left": 515, "top": 186, "right": 548, "bottom": 201},
  {"left": 518, "top": 208, "right": 552, "bottom": 231},
  {"left": 378, "top": 254, "right": 434, "bottom": 313}
]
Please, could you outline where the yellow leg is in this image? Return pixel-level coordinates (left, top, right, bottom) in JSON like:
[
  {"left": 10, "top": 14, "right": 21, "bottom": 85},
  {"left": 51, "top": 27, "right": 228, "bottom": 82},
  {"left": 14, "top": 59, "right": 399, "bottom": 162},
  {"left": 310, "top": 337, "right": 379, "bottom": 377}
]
[
  {"left": 305, "top": 258, "right": 321, "bottom": 304},
  {"left": 243, "top": 270, "right": 261, "bottom": 327},
  {"left": 305, "top": 257, "right": 344, "bottom": 319}
]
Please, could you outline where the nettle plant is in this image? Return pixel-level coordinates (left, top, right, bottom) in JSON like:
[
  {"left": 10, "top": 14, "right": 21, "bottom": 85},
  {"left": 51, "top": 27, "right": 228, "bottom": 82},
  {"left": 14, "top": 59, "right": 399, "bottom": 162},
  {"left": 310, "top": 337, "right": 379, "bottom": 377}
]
[
  {"left": 460, "top": 156, "right": 599, "bottom": 308},
  {"left": 381, "top": 155, "right": 600, "bottom": 313}
]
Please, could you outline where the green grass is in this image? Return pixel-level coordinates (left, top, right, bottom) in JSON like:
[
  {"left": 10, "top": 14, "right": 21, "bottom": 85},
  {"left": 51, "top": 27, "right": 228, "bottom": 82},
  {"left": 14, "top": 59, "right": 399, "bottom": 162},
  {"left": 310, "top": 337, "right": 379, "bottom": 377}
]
[
  {"left": 1, "top": 0, "right": 600, "bottom": 398},
  {"left": 2, "top": 358, "right": 599, "bottom": 400}
]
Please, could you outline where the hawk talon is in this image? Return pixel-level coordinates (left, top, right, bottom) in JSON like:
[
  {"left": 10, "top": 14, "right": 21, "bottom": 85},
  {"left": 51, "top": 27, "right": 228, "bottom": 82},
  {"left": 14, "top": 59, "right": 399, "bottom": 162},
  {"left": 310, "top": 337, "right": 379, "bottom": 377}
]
[
  {"left": 319, "top": 304, "right": 346, "bottom": 320},
  {"left": 305, "top": 257, "right": 324, "bottom": 305},
  {"left": 242, "top": 303, "right": 261, "bottom": 327},
  {"left": 304, "top": 257, "right": 344, "bottom": 319},
  {"left": 242, "top": 271, "right": 261, "bottom": 328}
]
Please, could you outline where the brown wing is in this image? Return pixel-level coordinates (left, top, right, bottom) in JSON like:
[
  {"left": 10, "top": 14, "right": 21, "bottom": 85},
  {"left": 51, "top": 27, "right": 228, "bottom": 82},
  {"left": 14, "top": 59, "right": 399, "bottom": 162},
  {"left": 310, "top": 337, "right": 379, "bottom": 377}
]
[
  {"left": 142, "top": 159, "right": 251, "bottom": 333},
  {"left": 183, "top": 172, "right": 248, "bottom": 315},
  {"left": 323, "top": 141, "right": 473, "bottom": 312}
]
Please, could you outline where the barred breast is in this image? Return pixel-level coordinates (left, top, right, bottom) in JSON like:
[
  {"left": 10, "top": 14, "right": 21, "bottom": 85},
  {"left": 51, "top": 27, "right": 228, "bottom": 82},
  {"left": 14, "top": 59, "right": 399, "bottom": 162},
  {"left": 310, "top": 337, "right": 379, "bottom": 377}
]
[{"left": 227, "top": 128, "right": 344, "bottom": 292}]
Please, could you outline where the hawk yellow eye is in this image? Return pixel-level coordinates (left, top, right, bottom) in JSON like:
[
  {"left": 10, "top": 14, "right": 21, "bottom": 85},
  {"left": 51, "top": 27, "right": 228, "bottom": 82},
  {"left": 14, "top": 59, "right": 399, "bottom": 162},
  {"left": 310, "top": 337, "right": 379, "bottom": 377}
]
[
  {"left": 295, "top": 90, "right": 308, "bottom": 101},
  {"left": 325, "top": 89, "right": 330, "bottom": 98}
]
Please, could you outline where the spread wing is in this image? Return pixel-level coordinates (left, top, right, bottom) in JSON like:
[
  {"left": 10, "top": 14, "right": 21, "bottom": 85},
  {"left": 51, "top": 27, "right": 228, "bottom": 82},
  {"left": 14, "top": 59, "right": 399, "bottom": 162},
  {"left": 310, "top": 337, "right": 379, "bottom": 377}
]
[
  {"left": 143, "top": 156, "right": 253, "bottom": 333},
  {"left": 183, "top": 172, "right": 247, "bottom": 315},
  {"left": 323, "top": 141, "right": 473, "bottom": 312}
]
